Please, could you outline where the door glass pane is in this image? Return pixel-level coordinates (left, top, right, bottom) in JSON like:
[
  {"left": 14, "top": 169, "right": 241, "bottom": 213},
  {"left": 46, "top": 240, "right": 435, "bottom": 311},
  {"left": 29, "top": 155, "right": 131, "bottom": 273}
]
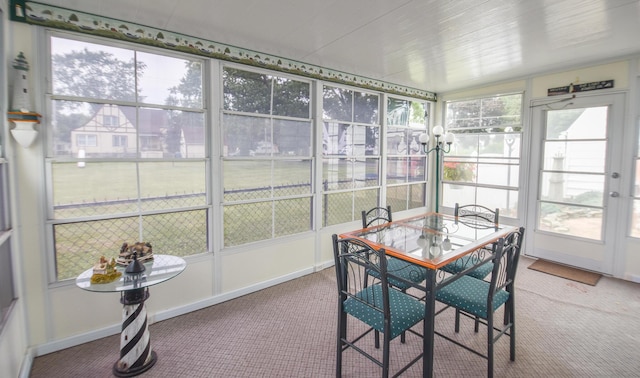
[
  {"left": 538, "top": 106, "right": 608, "bottom": 240},
  {"left": 538, "top": 203, "right": 603, "bottom": 240}
]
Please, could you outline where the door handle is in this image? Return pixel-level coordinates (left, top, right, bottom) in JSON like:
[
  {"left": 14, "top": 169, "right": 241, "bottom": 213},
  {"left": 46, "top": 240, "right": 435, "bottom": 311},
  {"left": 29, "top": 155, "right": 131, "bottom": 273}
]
[{"left": 610, "top": 191, "right": 619, "bottom": 198}]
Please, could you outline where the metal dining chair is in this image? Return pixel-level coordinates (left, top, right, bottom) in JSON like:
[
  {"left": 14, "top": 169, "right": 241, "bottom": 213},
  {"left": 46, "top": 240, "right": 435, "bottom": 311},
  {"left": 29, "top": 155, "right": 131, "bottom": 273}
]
[
  {"left": 360, "top": 206, "right": 428, "bottom": 347},
  {"left": 440, "top": 203, "right": 500, "bottom": 280},
  {"left": 361, "top": 205, "right": 393, "bottom": 228},
  {"left": 332, "top": 234, "right": 425, "bottom": 378},
  {"left": 434, "top": 227, "right": 525, "bottom": 378}
]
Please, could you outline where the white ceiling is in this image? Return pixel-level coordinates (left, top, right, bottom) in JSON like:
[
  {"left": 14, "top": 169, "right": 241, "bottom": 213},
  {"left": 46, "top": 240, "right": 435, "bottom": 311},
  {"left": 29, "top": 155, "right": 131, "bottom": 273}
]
[{"left": 38, "top": 0, "right": 640, "bottom": 94}]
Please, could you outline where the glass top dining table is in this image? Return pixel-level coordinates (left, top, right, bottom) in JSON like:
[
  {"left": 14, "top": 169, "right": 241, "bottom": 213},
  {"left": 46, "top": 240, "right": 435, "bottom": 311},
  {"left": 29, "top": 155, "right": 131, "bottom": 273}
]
[
  {"left": 340, "top": 212, "right": 515, "bottom": 270},
  {"left": 339, "top": 212, "right": 517, "bottom": 378}
]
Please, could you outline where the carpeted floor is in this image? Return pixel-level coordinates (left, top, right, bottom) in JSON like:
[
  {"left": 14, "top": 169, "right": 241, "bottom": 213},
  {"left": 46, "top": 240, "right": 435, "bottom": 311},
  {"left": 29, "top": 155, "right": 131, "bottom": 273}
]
[{"left": 30, "top": 256, "right": 640, "bottom": 377}]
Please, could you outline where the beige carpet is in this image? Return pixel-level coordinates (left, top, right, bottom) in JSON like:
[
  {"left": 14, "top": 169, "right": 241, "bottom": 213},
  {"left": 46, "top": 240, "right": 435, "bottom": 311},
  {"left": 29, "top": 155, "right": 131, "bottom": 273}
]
[
  {"left": 528, "top": 259, "right": 602, "bottom": 286},
  {"left": 29, "top": 256, "right": 640, "bottom": 377}
]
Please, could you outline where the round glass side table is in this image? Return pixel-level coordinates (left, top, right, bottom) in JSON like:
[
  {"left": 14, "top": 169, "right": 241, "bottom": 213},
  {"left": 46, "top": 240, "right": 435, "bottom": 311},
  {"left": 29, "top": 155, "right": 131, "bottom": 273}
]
[{"left": 76, "top": 254, "right": 186, "bottom": 377}]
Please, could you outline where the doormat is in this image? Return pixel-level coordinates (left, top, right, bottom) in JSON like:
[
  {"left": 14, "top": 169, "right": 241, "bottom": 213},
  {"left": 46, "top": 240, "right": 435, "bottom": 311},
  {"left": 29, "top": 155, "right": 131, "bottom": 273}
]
[{"left": 528, "top": 259, "right": 601, "bottom": 286}]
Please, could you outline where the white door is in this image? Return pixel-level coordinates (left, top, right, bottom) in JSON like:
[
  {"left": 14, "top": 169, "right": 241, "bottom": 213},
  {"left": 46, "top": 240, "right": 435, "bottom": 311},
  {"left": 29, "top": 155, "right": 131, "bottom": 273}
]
[{"left": 527, "top": 93, "right": 625, "bottom": 274}]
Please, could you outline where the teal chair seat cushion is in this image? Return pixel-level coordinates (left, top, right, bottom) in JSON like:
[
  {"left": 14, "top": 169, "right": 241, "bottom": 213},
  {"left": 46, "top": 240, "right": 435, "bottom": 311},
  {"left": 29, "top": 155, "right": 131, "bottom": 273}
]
[
  {"left": 368, "top": 257, "right": 427, "bottom": 290},
  {"left": 343, "top": 284, "right": 425, "bottom": 339},
  {"left": 440, "top": 254, "right": 494, "bottom": 280},
  {"left": 436, "top": 275, "right": 510, "bottom": 319}
]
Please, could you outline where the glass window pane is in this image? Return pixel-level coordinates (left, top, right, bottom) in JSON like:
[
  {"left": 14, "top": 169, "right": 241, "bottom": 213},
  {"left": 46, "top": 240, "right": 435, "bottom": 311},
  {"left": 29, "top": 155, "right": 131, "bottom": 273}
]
[
  {"left": 51, "top": 100, "right": 98, "bottom": 158},
  {"left": 51, "top": 37, "right": 136, "bottom": 101},
  {"left": 323, "top": 86, "right": 353, "bottom": 122},
  {"left": 223, "top": 160, "right": 272, "bottom": 201},
  {"left": 543, "top": 141, "right": 606, "bottom": 173},
  {"left": 223, "top": 114, "right": 270, "bottom": 157},
  {"left": 387, "top": 127, "right": 407, "bottom": 155},
  {"left": 274, "top": 198, "right": 311, "bottom": 237},
  {"left": 323, "top": 159, "right": 354, "bottom": 190},
  {"left": 540, "top": 172, "right": 604, "bottom": 206},
  {"left": 538, "top": 202, "right": 602, "bottom": 240},
  {"left": 273, "top": 160, "right": 312, "bottom": 196},
  {"left": 442, "top": 184, "right": 475, "bottom": 208},
  {"left": 387, "top": 157, "right": 409, "bottom": 184},
  {"left": 224, "top": 202, "right": 273, "bottom": 246},
  {"left": 443, "top": 161, "right": 476, "bottom": 183},
  {"left": 386, "top": 183, "right": 425, "bottom": 211},
  {"left": 323, "top": 122, "right": 351, "bottom": 156},
  {"left": 387, "top": 98, "right": 410, "bottom": 126},
  {"left": 138, "top": 161, "right": 206, "bottom": 211},
  {"left": 273, "top": 119, "right": 311, "bottom": 157},
  {"left": 54, "top": 216, "right": 140, "bottom": 280},
  {"left": 177, "top": 112, "right": 206, "bottom": 158},
  {"left": 324, "top": 192, "right": 354, "bottom": 226},
  {"left": 142, "top": 210, "right": 208, "bottom": 255},
  {"left": 354, "top": 189, "right": 380, "bottom": 218},
  {"left": 223, "top": 68, "right": 272, "bottom": 114},
  {"left": 273, "top": 77, "right": 310, "bottom": 118},
  {"left": 354, "top": 158, "right": 379, "bottom": 187},
  {"left": 139, "top": 108, "right": 204, "bottom": 159},
  {"left": 476, "top": 187, "right": 518, "bottom": 218},
  {"left": 446, "top": 99, "right": 480, "bottom": 129},
  {"left": 138, "top": 53, "right": 202, "bottom": 108},
  {"left": 52, "top": 162, "right": 138, "bottom": 219},
  {"left": 354, "top": 92, "right": 379, "bottom": 124},
  {"left": 449, "top": 134, "right": 479, "bottom": 156},
  {"left": 546, "top": 107, "right": 607, "bottom": 139},
  {"left": 352, "top": 125, "right": 379, "bottom": 156},
  {"left": 476, "top": 163, "right": 519, "bottom": 186}
]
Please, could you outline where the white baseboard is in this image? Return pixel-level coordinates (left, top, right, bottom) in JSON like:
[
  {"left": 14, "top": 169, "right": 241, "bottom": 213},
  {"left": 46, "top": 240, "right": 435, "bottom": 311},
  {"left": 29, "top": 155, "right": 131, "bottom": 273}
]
[{"left": 624, "top": 273, "right": 640, "bottom": 283}]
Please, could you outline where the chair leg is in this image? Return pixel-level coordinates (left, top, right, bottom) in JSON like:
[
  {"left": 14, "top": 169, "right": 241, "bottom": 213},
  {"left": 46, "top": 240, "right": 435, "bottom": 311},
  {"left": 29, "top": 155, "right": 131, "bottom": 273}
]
[
  {"left": 474, "top": 316, "right": 480, "bottom": 332},
  {"left": 509, "top": 298, "right": 516, "bottom": 361},
  {"left": 375, "top": 330, "right": 380, "bottom": 349},
  {"left": 487, "top": 314, "right": 494, "bottom": 378},
  {"left": 336, "top": 311, "right": 347, "bottom": 378},
  {"left": 455, "top": 308, "right": 461, "bottom": 333},
  {"left": 382, "top": 333, "right": 391, "bottom": 378}
]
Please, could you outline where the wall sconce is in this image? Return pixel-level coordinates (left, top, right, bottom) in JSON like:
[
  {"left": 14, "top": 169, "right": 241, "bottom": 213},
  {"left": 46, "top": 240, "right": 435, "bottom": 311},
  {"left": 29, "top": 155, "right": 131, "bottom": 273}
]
[
  {"left": 8, "top": 111, "right": 41, "bottom": 148},
  {"left": 419, "top": 126, "right": 455, "bottom": 212},
  {"left": 8, "top": 52, "right": 41, "bottom": 148}
]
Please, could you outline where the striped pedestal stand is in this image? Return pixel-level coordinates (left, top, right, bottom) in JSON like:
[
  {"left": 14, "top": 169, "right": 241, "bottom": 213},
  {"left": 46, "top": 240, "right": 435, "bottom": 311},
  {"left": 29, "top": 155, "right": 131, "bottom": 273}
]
[{"left": 113, "top": 287, "right": 156, "bottom": 377}]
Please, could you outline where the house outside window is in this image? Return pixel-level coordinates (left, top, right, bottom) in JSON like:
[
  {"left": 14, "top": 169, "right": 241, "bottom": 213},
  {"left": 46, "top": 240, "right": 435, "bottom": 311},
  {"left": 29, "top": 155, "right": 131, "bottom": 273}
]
[
  {"left": 76, "top": 134, "right": 97, "bottom": 147},
  {"left": 46, "top": 34, "right": 207, "bottom": 281},
  {"left": 112, "top": 135, "right": 127, "bottom": 147},
  {"left": 442, "top": 93, "right": 523, "bottom": 218},
  {"left": 103, "top": 115, "right": 119, "bottom": 129}
]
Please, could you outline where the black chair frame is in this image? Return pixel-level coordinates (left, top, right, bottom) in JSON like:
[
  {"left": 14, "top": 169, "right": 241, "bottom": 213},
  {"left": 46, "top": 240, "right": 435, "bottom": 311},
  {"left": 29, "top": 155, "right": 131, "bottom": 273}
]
[
  {"left": 333, "top": 235, "right": 424, "bottom": 378},
  {"left": 434, "top": 227, "right": 525, "bottom": 378}
]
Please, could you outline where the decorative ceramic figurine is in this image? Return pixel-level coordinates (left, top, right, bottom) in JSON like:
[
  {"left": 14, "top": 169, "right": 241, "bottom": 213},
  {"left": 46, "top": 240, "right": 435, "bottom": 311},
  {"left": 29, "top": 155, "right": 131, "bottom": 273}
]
[
  {"left": 90, "top": 256, "right": 122, "bottom": 284},
  {"left": 117, "top": 242, "right": 154, "bottom": 266}
]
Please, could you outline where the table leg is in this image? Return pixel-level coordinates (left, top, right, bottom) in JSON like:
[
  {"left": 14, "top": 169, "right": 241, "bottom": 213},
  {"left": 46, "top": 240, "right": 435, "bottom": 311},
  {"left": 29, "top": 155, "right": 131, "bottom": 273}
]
[
  {"left": 423, "top": 269, "right": 436, "bottom": 378},
  {"left": 113, "top": 287, "right": 156, "bottom": 377}
]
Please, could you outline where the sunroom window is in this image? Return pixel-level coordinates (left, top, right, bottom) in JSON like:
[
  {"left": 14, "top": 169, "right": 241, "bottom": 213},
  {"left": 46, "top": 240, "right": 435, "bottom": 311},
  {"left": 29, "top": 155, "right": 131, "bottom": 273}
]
[
  {"left": 322, "top": 85, "right": 380, "bottom": 226},
  {"left": 442, "top": 93, "right": 523, "bottom": 218},
  {"left": 221, "top": 66, "right": 313, "bottom": 246},
  {"left": 47, "top": 34, "right": 208, "bottom": 281}
]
